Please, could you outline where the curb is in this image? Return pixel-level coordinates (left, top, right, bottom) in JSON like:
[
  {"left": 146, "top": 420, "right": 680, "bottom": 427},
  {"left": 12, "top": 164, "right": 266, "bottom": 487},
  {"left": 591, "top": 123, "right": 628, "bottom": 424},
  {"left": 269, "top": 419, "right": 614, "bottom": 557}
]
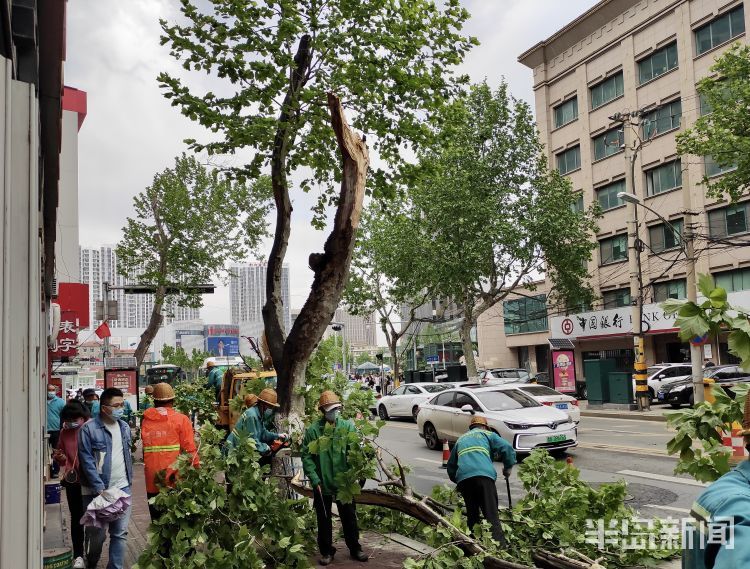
[{"left": 581, "top": 410, "right": 667, "bottom": 422}]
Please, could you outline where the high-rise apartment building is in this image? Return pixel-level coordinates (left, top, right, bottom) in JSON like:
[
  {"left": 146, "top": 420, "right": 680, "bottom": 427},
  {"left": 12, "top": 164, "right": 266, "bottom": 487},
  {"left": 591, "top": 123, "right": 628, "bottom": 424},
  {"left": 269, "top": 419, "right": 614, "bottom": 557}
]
[
  {"left": 229, "top": 262, "right": 291, "bottom": 334},
  {"left": 79, "top": 245, "right": 200, "bottom": 329},
  {"left": 478, "top": 0, "right": 750, "bottom": 379},
  {"left": 323, "top": 308, "right": 378, "bottom": 348}
]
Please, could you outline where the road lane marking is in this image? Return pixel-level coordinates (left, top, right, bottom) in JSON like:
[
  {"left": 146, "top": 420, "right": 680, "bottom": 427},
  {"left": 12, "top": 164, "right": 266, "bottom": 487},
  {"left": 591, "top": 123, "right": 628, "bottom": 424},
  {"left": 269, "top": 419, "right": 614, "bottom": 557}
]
[
  {"left": 582, "top": 428, "right": 668, "bottom": 436},
  {"left": 382, "top": 423, "right": 418, "bottom": 430},
  {"left": 617, "top": 470, "right": 708, "bottom": 487},
  {"left": 414, "top": 457, "right": 443, "bottom": 465},
  {"left": 643, "top": 504, "right": 691, "bottom": 514},
  {"left": 576, "top": 442, "right": 670, "bottom": 456}
]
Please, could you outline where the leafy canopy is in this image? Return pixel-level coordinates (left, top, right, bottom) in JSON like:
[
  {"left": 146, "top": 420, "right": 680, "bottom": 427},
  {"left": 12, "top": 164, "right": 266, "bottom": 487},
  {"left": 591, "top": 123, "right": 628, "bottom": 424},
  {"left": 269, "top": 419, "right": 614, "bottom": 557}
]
[
  {"left": 116, "top": 154, "right": 270, "bottom": 309},
  {"left": 158, "top": 0, "right": 477, "bottom": 223},
  {"left": 676, "top": 43, "right": 750, "bottom": 202}
]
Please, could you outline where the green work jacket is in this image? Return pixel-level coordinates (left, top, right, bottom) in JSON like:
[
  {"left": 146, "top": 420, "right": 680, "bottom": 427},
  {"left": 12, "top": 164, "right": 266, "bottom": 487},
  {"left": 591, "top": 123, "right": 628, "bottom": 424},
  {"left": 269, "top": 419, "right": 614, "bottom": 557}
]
[
  {"left": 301, "top": 416, "right": 356, "bottom": 496},
  {"left": 446, "top": 428, "right": 516, "bottom": 485}
]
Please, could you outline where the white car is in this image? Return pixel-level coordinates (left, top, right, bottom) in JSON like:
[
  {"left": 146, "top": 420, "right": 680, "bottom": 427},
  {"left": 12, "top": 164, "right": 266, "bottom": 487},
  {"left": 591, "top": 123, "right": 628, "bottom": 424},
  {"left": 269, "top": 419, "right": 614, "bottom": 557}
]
[
  {"left": 642, "top": 363, "right": 693, "bottom": 402},
  {"left": 416, "top": 385, "right": 577, "bottom": 454},
  {"left": 377, "top": 382, "right": 454, "bottom": 421},
  {"left": 508, "top": 384, "right": 581, "bottom": 423},
  {"left": 478, "top": 368, "right": 532, "bottom": 385}
]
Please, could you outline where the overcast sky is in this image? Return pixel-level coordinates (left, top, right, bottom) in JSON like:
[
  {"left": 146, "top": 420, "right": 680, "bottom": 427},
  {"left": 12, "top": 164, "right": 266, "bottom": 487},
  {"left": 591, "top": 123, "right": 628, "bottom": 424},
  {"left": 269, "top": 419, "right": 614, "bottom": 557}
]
[{"left": 66, "top": 0, "right": 599, "bottom": 325}]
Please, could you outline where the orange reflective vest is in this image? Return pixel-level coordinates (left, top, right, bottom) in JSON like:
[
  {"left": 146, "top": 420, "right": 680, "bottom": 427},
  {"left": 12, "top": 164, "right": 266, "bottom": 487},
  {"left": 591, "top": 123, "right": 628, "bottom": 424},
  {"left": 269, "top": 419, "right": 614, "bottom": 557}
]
[{"left": 141, "top": 406, "right": 199, "bottom": 493}]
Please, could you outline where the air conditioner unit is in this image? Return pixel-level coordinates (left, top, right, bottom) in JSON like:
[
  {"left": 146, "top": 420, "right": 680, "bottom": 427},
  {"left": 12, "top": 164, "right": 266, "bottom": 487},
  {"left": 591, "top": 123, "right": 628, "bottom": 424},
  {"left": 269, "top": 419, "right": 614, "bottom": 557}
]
[{"left": 49, "top": 303, "right": 61, "bottom": 349}]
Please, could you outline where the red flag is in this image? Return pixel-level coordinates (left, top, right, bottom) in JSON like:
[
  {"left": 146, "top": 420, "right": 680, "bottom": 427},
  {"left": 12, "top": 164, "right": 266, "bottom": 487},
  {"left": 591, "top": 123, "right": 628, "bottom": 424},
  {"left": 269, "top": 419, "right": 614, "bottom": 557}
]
[{"left": 95, "top": 321, "right": 111, "bottom": 339}]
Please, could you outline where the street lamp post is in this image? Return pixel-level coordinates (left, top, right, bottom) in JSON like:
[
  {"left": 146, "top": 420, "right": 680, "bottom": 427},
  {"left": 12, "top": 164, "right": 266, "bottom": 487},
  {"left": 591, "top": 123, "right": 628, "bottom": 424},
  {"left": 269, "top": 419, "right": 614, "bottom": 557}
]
[
  {"left": 330, "top": 322, "right": 346, "bottom": 375},
  {"left": 617, "top": 191, "right": 703, "bottom": 403}
]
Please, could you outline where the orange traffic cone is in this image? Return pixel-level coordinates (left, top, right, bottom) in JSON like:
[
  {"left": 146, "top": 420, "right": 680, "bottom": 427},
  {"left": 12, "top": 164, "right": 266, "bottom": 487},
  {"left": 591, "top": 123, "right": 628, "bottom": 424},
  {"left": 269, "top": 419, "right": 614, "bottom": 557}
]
[{"left": 440, "top": 440, "right": 450, "bottom": 468}]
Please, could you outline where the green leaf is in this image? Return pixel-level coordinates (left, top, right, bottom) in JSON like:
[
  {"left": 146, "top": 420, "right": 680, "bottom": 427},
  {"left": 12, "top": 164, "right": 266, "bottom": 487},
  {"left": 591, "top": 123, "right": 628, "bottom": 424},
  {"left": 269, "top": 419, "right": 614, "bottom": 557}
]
[
  {"left": 697, "top": 274, "right": 716, "bottom": 299},
  {"left": 728, "top": 330, "right": 750, "bottom": 370},
  {"left": 709, "top": 287, "right": 728, "bottom": 308}
]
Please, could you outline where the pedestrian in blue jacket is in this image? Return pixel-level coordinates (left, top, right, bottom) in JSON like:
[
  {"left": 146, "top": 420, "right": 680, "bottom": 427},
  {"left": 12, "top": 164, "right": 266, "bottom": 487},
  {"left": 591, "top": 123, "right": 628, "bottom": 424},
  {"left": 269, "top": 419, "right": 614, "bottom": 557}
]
[
  {"left": 447, "top": 415, "right": 516, "bottom": 543},
  {"left": 683, "top": 396, "right": 750, "bottom": 568}
]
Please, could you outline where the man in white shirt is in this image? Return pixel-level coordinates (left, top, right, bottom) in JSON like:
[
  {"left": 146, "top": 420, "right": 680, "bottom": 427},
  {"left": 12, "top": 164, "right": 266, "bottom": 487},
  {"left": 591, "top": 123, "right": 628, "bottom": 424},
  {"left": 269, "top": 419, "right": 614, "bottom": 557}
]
[{"left": 78, "top": 387, "right": 133, "bottom": 569}]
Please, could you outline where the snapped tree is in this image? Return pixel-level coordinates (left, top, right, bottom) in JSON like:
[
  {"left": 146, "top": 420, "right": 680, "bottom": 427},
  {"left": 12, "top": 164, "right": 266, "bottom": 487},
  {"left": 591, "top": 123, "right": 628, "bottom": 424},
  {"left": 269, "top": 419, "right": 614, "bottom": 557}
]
[
  {"left": 676, "top": 43, "right": 750, "bottom": 202},
  {"left": 158, "top": 0, "right": 477, "bottom": 414},
  {"left": 364, "top": 82, "right": 598, "bottom": 376},
  {"left": 117, "top": 155, "right": 269, "bottom": 365}
]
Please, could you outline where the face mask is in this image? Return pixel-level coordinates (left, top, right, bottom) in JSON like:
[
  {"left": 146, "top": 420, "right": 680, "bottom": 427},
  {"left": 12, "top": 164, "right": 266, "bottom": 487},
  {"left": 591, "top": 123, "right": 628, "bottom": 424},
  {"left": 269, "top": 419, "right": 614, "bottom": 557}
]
[
  {"left": 324, "top": 408, "right": 341, "bottom": 423},
  {"left": 47, "top": 392, "right": 56, "bottom": 399},
  {"left": 63, "top": 420, "right": 82, "bottom": 430},
  {"left": 84, "top": 401, "right": 95, "bottom": 409},
  {"left": 109, "top": 409, "right": 125, "bottom": 420},
  {"left": 264, "top": 408, "right": 274, "bottom": 420}
]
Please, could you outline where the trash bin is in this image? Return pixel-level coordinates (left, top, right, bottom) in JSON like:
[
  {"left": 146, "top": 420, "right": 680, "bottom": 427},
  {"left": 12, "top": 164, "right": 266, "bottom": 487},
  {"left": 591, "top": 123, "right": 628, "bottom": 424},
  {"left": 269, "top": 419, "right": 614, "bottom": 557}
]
[{"left": 446, "top": 365, "right": 468, "bottom": 383}]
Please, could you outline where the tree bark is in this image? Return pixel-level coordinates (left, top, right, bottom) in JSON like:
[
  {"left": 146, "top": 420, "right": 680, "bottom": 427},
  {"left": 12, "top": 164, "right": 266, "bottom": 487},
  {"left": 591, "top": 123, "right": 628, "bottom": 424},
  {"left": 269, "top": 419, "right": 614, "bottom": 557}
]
[
  {"left": 459, "top": 310, "right": 477, "bottom": 378},
  {"left": 271, "top": 93, "right": 369, "bottom": 414},
  {"left": 263, "top": 34, "right": 313, "bottom": 371},
  {"left": 134, "top": 284, "right": 166, "bottom": 366}
]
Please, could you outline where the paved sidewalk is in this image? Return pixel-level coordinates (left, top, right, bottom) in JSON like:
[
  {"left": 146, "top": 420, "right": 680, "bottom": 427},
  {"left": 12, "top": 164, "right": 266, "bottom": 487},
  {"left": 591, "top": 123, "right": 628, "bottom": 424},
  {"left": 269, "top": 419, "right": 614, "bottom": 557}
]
[{"left": 579, "top": 400, "right": 675, "bottom": 422}]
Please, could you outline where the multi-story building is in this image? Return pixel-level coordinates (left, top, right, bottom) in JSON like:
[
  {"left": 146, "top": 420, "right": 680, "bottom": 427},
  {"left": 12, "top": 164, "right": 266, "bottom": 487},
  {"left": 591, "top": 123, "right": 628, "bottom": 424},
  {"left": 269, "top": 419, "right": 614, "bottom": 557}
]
[
  {"left": 229, "top": 262, "right": 291, "bottom": 334},
  {"left": 323, "top": 308, "right": 378, "bottom": 348},
  {"left": 79, "top": 245, "right": 200, "bottom": 329},
  {"left": 479, "top": 0, "right": 750, "bottom": 381}
]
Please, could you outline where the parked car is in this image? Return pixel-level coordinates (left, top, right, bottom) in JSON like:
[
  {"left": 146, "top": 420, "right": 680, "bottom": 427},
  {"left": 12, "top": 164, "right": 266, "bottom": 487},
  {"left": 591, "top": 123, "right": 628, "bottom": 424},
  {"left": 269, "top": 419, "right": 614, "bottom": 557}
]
[
  {"left": 416, "top": 385, "right": 577, "bottom": 455},
  {"left": 532, "top": 372, "right": 551, "bottom": 387},
  {"left": 376, "top": 382, "right": 453, "bottom": 421},
  {"left": 642, "top": 363, "right": 693, "bottom": 402},
  {"left": 509, "top": 384, "right": 580, "bottom": 423},
  {"left": 656, "top": 365, "right": 750, "bottom": 408},
  {"left": 479, "top": 368, "right": 532, "bottom": 385}
]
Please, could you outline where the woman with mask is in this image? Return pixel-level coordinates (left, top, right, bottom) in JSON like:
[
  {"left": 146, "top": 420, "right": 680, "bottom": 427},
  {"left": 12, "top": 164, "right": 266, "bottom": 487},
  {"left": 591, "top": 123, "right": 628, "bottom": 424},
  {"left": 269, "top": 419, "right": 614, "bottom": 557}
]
[
  {"left": 52, "top": 401, "right": 91, "bottom": 569},
  {"left": 301, "top": 391, "right": 368, "bottom": 565}
]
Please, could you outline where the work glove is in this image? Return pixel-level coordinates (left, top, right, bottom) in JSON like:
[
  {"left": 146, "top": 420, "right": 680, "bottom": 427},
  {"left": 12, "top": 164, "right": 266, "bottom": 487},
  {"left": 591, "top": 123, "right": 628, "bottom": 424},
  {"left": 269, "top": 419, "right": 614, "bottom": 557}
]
[
  {"left": 502, "top": 468, "right": 512, "bottom": 478},
  {"left": 278, "top": 432, "right": 290, "bottom": 442}
]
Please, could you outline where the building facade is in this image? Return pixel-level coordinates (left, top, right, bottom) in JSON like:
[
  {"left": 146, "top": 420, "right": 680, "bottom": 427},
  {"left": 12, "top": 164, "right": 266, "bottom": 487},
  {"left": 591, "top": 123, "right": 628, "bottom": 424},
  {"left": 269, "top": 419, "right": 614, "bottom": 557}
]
[
  {"left": 323, "top": 308, "right": 378, "bottom": 348},
  {"left": 229, "top": 262, "right": 291, "bottom": 334},
  {"left": 485, "top": 0, "right": 750, "bottom": 383},
  {"left": 79, "top": 245, "right": 200, "bottom": 329}
]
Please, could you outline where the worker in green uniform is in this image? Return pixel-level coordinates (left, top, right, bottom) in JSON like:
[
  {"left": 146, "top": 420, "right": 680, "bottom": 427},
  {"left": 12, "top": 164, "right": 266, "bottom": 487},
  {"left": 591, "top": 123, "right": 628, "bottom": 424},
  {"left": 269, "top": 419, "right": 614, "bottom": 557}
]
[
  {"left": 447, "top": 415, "right": 516, "bottom": 544},
  {"left": 204, "top": 361, "right": 223, "bottom": 402},
  {"left": 683, "top": 395, "right": 750, "bottom": 568},
  {"left": 302, "top": 390, "right": 368, "bottom": 565},
  {"left": 226, "top": 388, "right": 287, "bottom": 465}
]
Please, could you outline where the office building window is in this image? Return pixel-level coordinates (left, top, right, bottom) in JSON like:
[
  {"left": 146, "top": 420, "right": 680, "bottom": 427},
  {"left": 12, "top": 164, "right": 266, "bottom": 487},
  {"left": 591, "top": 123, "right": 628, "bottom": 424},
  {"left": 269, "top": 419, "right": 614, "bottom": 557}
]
[
  {"left": 602, "top": 288, "right": 631, "bottom": 308},
  {"left": 646, "top": 159, "right": 682, "bottom": 196},
  {"left": 695, "top": 6, "right": 745, "bottom": 55},
  {"left": 642, "top": 100, "right": 682, "bottom": 139},
  {"left": 503, "top": 294, "right": 548, "bottom": 335},
  {"left": 653, "top": 279, "right": 687, "bottom": 302},
  {"left": 715, "top": 268, "right": 750, "bottom": 292},
  {"left": 649, "top": 219, "right": 683, "bottom": 252},
  {"left": 600, "top": 234, "right": 628, "bottom": 265},
  {"left": 593, "top": 128, "right": 624, "bottom": 161},
  {"left": 590, "top": 72, "right": 624, "bottom": 109},
  {"left": 557, "top": 145, "right": 581, "bottom": 175},
  {"left": 571, "top": 194, "right": 584, "bottom": 213},
  {"left": 705, "top": 156, "right": 736, "bottom": 177},
  {"left": 596, "top": 180, "right": 625, "bottom": 211},
  {"left": 638, "top": 42, "right": 678, "bottom": 84},
  {"left": 554, "top": 97, "right": 578, "bottom": 128},
  {"left": 708, "top": 203, "right": 750, "bottom": 237}
]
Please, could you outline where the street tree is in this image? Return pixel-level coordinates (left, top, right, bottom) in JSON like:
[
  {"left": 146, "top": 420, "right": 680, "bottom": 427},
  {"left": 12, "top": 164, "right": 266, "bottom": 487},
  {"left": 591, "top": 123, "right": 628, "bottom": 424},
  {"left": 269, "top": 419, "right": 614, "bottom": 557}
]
[
  {"left": 117, "top": 155, "right": 269, "bottom": 365},
  {"left": 677, "top": 43, "right": 750, "bottom": 202},
  {"left": 390, "top": 82, "right": 598, "bottom": 376},
  {"left": 161, "top": 345, "right": 213, "bottom": 379},
  {"left": 159, "top": 0, "right": 477, "bottom": 414},
  {"left": 344, "top": 206, "right": 431, "bottom": 382}
]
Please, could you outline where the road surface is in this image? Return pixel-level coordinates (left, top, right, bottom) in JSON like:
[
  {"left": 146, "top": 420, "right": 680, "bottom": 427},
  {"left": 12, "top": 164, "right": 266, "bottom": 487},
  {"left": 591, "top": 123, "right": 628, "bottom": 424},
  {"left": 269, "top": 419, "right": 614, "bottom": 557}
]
[{"left": 375, "top": 414, "right": 702, "bottom": 520}]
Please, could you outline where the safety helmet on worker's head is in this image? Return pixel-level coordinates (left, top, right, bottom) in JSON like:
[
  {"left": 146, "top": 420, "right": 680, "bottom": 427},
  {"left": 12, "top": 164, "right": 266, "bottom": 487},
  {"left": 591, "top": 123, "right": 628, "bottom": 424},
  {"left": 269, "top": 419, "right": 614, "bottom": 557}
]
[
  {"left": 206, "top": 361, "right": 215, "bottom": 368},
  {"left": 318, "top": 390, "right": 342, "bottom": 411},
  {"left": 144, "top": 385, "right": 155, "bottom": 395},
  {"left": 152, "top": 382, "right": 176, "bottom": 402},
  {"left": 244, "top": 393, "right": 258, "bottom": 408},
  {"left": 469, "top": 415, "right": 488, "bottom": 430},
  {"left": 258, "top": 387, "right": 279, "bottom": 408}
]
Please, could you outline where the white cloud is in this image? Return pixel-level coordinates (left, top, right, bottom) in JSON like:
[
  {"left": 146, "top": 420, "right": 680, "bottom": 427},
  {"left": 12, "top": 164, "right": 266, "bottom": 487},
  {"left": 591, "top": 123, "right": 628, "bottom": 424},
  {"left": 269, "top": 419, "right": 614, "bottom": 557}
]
[{"left": 66, "top": 0, "right": 599, "bottom": 326}]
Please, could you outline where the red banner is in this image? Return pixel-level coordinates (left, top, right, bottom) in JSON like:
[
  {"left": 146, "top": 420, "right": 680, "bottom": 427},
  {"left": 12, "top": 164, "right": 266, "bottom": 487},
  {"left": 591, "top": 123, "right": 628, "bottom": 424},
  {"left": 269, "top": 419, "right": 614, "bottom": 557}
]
[
  {"left": 57, "top": 282, "right": 90, "bottom": 329},
  {"left": 105, "top": 370, "right": 137, "bottom": 395},
  {"left": 552, "top": 351, "right": 576, "bottom": 394}
]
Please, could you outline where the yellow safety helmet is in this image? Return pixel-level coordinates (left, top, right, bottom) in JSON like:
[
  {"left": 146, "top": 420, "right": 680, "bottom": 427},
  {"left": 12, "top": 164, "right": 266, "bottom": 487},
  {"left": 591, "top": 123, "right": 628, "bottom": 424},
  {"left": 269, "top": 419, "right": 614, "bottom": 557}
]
[
  {"left": 318, "top": 390, "right": 342, "bottom": 411},
  {"left": 469, "top": 415, "right": 488, "bottom": 429},
  {"left": 258, "top": 388, "right": 279, "bottom": 408}
]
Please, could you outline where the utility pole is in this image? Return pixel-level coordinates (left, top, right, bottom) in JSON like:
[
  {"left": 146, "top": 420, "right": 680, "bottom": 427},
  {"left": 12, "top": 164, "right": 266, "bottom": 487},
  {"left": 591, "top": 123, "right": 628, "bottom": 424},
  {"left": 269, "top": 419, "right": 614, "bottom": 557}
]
[
  {"left": 684, "top": 223, "right": 705, "bottom": 403},
  {"left": 611, "top": 111, "right": 649, "bottom": 411},
  {"left": 102, "top": 281, "right": 111, "bottom": 359}
]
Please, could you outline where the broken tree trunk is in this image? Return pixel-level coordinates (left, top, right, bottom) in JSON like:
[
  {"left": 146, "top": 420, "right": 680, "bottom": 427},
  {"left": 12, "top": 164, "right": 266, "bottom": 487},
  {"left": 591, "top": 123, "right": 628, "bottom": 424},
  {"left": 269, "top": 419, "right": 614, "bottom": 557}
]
[{"left": 289, "top": 472, "right": 607, "bottom": 569}]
